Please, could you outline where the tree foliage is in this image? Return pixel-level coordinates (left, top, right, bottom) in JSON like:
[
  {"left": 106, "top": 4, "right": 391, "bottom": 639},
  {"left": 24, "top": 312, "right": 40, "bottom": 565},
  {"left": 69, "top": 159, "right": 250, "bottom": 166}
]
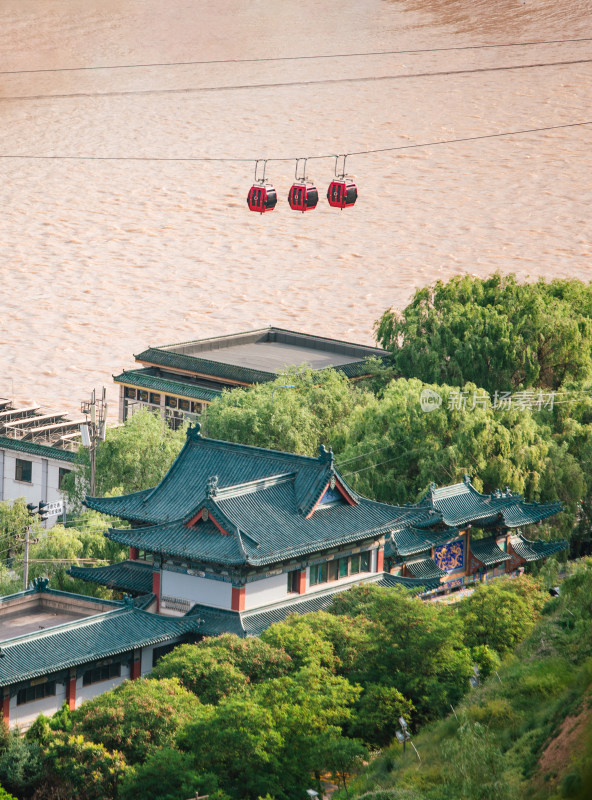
[
  {"left": 62, "top": 409, "right": 187, "bottom": 509},
  {"left": 68, "top": 678, "right": 201, "bottom": 764},
  {"left": 203, "top": 366, "right": 372, "bottom": 456},
  {"left": 375, "top": 274, "right": 592, "bottom": 393}
]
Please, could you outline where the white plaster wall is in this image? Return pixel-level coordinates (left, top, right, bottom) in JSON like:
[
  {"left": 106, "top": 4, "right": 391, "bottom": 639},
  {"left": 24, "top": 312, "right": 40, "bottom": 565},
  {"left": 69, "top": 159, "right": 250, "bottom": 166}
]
[
  {"left": 161, "top": 570, "right": 232, "bottom": 609},
  {"left": 0, "top": 448, "right": 71, "bottom": 526},
  {"left": 75, "top": 661, "right": 131, "bottom": 708},
  {"left": 10, "top": 681, "right": 67, "bottom": 730},
  {"left": 140, "top": 637, "right": 185, "bottom": 675},
  {"left": 244, "top": 573, "right": 287, "bottom": 610}
]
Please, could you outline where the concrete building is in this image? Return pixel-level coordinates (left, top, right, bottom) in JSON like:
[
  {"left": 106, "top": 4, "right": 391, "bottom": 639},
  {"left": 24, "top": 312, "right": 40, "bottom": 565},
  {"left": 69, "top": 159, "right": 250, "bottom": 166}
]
[
  {"left": 0, "top": 437, "right": 76, "bottom": 525},
  {"left": 113, "top": 327, "right": 389, "bottom": 426}
]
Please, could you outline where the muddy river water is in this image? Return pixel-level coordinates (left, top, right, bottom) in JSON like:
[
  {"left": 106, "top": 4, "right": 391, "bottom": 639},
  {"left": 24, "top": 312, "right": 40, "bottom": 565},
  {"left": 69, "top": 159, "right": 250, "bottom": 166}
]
[{"left": 0, "top": 0, "right": 591, "bottom": 413}]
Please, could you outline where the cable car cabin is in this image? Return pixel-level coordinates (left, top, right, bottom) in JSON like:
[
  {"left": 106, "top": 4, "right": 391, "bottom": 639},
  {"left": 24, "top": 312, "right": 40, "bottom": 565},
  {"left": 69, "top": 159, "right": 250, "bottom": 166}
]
[
  {"left": 288, "top": 183, "right": 318, "bottom": 212},
  {"left": 247, "top": 184, "right": 277, "bottom": 214},
  {"left": 327, "top": 179, "right": 358, "bottom": 209}
]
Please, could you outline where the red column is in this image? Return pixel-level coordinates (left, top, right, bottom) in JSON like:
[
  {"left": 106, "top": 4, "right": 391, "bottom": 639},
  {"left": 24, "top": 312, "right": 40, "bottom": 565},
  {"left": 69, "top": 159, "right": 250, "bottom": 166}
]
[
  {"left": 297, "top": 569, "right": 307, "bottom": 594},
  {"left": 376, "top": 546, "right": 384, "bottom": 573},
  {"left": 1, "top": 691, "right": 9, "bottom": 726},
  {"left": 231, "top": 586, "right": 245, "bottom": 611},
  {"left": 152, "top": 570, "right": 161, "bottom": 612},
  {"left": 131, "top": 651, "right": 141, "bottom": 680},
  {"left": 129, "top": 547, "right": 139, "bottom": 560},
  {"left": 66, "top": 671, "right": 76, "bottom": 711}
]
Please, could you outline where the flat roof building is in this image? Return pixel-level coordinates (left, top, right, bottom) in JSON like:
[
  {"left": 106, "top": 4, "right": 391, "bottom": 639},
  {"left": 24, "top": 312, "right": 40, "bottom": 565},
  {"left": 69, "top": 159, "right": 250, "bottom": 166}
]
[{"left": 114, "top": 327, "right": 389, "bottom": 426}]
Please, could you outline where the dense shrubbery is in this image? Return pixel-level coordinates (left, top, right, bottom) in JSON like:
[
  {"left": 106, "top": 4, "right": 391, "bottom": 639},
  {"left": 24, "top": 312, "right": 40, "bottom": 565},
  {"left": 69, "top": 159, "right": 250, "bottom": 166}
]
[{"left": 2, "top": 575, "right": 557, "bottom": 800}]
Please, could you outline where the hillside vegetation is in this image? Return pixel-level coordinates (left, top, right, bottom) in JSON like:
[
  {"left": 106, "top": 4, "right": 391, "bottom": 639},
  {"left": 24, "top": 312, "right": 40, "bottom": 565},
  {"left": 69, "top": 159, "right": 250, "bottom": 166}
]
[{"left": 348, "top": 560, "right": 592, "bottom": 800}]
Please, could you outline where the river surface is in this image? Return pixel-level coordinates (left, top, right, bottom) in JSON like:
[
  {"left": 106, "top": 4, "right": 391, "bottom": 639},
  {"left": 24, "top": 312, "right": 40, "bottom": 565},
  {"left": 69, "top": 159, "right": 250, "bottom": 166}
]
[{"left": 0, "top": 0, "right": 591, "bottom": 414}]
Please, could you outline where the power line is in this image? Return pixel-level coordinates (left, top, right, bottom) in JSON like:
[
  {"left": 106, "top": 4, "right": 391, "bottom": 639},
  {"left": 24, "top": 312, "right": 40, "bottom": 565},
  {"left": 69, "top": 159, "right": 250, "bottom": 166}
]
[
  {"left": 1, "top": 36, "right": 591, "bottom": 76},
  {"left": 0, "top": 120, "right": 589, "bottom": 165},
  {"left": 1, "top": 57, "right": 590, "bottom": 103}
]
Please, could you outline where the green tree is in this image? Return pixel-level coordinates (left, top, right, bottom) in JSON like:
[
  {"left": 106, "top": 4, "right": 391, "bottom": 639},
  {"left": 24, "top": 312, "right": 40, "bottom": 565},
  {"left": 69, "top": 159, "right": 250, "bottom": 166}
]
[
  {"left": 119, "top": 748, "right": 226, "bottom": 800},
  {"left": 42, "top": 733, "right": 128, "bottom": 800},
  {"left": 70, "top": 677, "right": 201, "bottom": 764},
  {"left": 0, "top": 728, "right": 43, "bottom": 797},
  {"left": 151, "top": 645, "right": 249, "bottom": 703},
  {"left": 349, "top": 684, "right": 414, "bottom": 748},
  {"left": 321, "top": 734, "right": 367, "bottom": 799},
  {"left": 375, "top": 274, "right": 592, "bottom": 393},
  {"left": 198, "top": 634, "right": 293, "bottom": 682},
  {"left": 179, "top": 696, "right": 283, "bottom": 800},
  {"left": 458, "top": 576, "right": 548, "bottom": 656},
  {"left": 63, "top": 408, "right": 187, "bottom": 509},
  {"left": 331, "top": 585, "right": 473, "bottom": 724},
  {"left": 204, "top": 366, "right": 372, "bottom": 457}
]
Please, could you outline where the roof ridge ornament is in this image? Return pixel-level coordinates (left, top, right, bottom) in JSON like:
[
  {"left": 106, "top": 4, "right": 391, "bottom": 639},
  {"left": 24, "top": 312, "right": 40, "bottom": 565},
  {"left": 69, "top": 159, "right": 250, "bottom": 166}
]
[
  {"left": 319, "top": 444, "right": 334, "bottom": 464},
  {"left": 32, "top": 576, "right": 49, "bottom": 592},
  {"left": 463, "top": 474, "right": 472, "bottom": 485},
  {"left": 206, "top": 475, "right": 219, "bottom": 498},
  {"left": 188, "top": 422, "right": 202, "bottom": 440}
]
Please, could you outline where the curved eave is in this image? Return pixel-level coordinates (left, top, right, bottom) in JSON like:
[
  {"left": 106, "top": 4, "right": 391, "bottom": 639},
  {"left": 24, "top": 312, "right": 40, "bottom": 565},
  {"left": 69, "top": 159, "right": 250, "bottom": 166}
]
[{"left": 107, "top": 520, "right": 394, "bottom": 568}]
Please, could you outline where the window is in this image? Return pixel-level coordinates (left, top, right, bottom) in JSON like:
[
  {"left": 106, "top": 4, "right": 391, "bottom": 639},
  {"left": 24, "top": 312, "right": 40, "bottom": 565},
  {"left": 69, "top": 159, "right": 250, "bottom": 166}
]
[
  {"left": 360, "top": 551, "right": 371, "bottom": 572},
  {"left": 179, "top": 399, "right": 191, "bottom": 412},
  {"left": 350, "top": 554, "right": 361, "bottom": 575},
  {"left": 17, "top": 682, "right": 56, "bottom": 705},
  {"left": 338, "top": 557, "right": 349, "bottom": 578},
  {"left": 138, "top": 390, "right": 149, "bottom": 402},
  {"left": 82, "top": 662, "right": 121, "bottom": 686},
  {"left": 327, "top": 560, "right": 339, "bottom": 582},
  {"left": 165, "top": 396, "right": 178, "bottom": 408},
  {"left": 124, "top": 387, "right": 136, "bottom": 399},
  {"left": 58, "top": 467, "right": 72, "bottom": 490},
  {"left": 149, "top": 393, "right": 161, "bottom": 405},
  {"left": 15, "top": 459, "right": 32, "bottom": 483},
  {"left": 137, "top": 549, "right": 153, "bottom": 563},
  {"left": 309, "top": 562, "right": 328, "bottom": 587},
  {"left": 191, "top": 402, "right": 203, "bottom": 414},
  {"left": 287, "top": 570, "right": 300, "bottom": 594}
]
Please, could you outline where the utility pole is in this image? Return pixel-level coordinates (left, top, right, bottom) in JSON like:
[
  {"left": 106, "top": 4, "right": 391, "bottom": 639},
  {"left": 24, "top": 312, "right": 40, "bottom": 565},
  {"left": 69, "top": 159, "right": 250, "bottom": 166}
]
[
  {"left": 80, "top": 388, "right": 108, "bottom": 497},
  {"left": 22, "top": 503, "right": 40, "bottom": 590}
]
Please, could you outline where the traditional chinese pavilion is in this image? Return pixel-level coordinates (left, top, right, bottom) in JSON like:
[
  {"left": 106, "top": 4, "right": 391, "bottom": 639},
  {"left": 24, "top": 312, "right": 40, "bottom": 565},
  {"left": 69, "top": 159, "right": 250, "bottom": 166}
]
[{"left": 71, "top": 425, "right": 567, "bottom": 635}]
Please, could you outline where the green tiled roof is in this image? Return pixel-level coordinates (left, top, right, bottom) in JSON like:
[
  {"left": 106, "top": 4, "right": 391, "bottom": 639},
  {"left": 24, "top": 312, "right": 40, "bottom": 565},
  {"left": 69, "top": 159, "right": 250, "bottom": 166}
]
[
  {"left": 470, "top": 537, "right": 511, "bottom": 566},
  {"left": 113, "top": 369, "right": 222, "bottom": 403},
  {"left": 186, "top": 572, "right": 442, "bottom": 637},
  {"left": 510, "top": 534, "right": 568, "bottom": 562},
  {"left": 406, "top": 558, "right": 447, "bottom": 579},
  {"left": 385, "top": 526, "right": 457, "bottom": 558},
  {"left": 68, "top": 560, "right": 153, "bottom": 594},
  {"left": 0, "top": 605, "right": 201, "bottom": 687},
  {"left": 0, "top": 435, "right": 77, "bottom": 463},
  {"left": 135, "top": 343, "right": 387, "bottom": 386},
  {"left": 415, "top": 477, "right": 562, "bottom": 529}
]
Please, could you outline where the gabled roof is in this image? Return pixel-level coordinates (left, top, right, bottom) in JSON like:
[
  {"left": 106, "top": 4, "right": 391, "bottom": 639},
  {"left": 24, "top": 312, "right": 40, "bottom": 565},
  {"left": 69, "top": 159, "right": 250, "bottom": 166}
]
[
  {"left": 68, "top": 560, "right": 154, "bottom": 594},
  {"left": 85, "top": 426, "right": 353, "bottom": 524},
  {"left": 0, "top": 605, "right": 200, "bottom": 687},
  {"left": 414, "top": 476, "right": 562, "bottom": 529},
  {"left": 470, "top": 536, "right": 511, "bottom": 566},
  {"left": 509, "top": 534, "right": 568, "bottom": 562},
  {"left": 106, "top": 487, "right": 431, "bottom": 567}
]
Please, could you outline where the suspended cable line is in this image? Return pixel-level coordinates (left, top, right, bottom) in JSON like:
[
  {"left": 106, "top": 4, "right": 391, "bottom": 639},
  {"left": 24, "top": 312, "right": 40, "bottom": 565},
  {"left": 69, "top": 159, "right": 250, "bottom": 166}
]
[
  {"left": 0, "top": 57, "right": 590, "bottom": 103},
  {"left": 1, "top": 36, "right": 591, "bottom": 76},
  {"left": 0, "top": 120, "right": 589, "bottom": 164}
]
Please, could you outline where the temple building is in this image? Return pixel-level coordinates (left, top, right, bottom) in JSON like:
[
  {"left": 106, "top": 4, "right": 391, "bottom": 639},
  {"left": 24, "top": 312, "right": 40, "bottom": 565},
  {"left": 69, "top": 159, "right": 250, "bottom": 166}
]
[
  {"left": 0, "top": 579, "right": 200, "bottom": 729},
  {"left": 71, "top": 425, "right": 567, "bottom": 635},
  {"left": 114, "top": 327, "right": 388, "bottom": 427},
  {"left": 0, "top": 427, "right": 567, "bottom": 728}
]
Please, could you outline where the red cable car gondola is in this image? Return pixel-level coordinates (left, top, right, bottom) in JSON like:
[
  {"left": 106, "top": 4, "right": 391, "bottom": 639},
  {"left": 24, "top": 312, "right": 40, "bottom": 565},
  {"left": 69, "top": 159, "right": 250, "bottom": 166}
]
[
  {"left": 288, "top": 158, "right": 318, "bottom": 212},
  {"left": 247, "top": 160, "right": 277, "bottom": 214},
  {"left": 327, "top": 155, "right": 357, "bottom": 209}
]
